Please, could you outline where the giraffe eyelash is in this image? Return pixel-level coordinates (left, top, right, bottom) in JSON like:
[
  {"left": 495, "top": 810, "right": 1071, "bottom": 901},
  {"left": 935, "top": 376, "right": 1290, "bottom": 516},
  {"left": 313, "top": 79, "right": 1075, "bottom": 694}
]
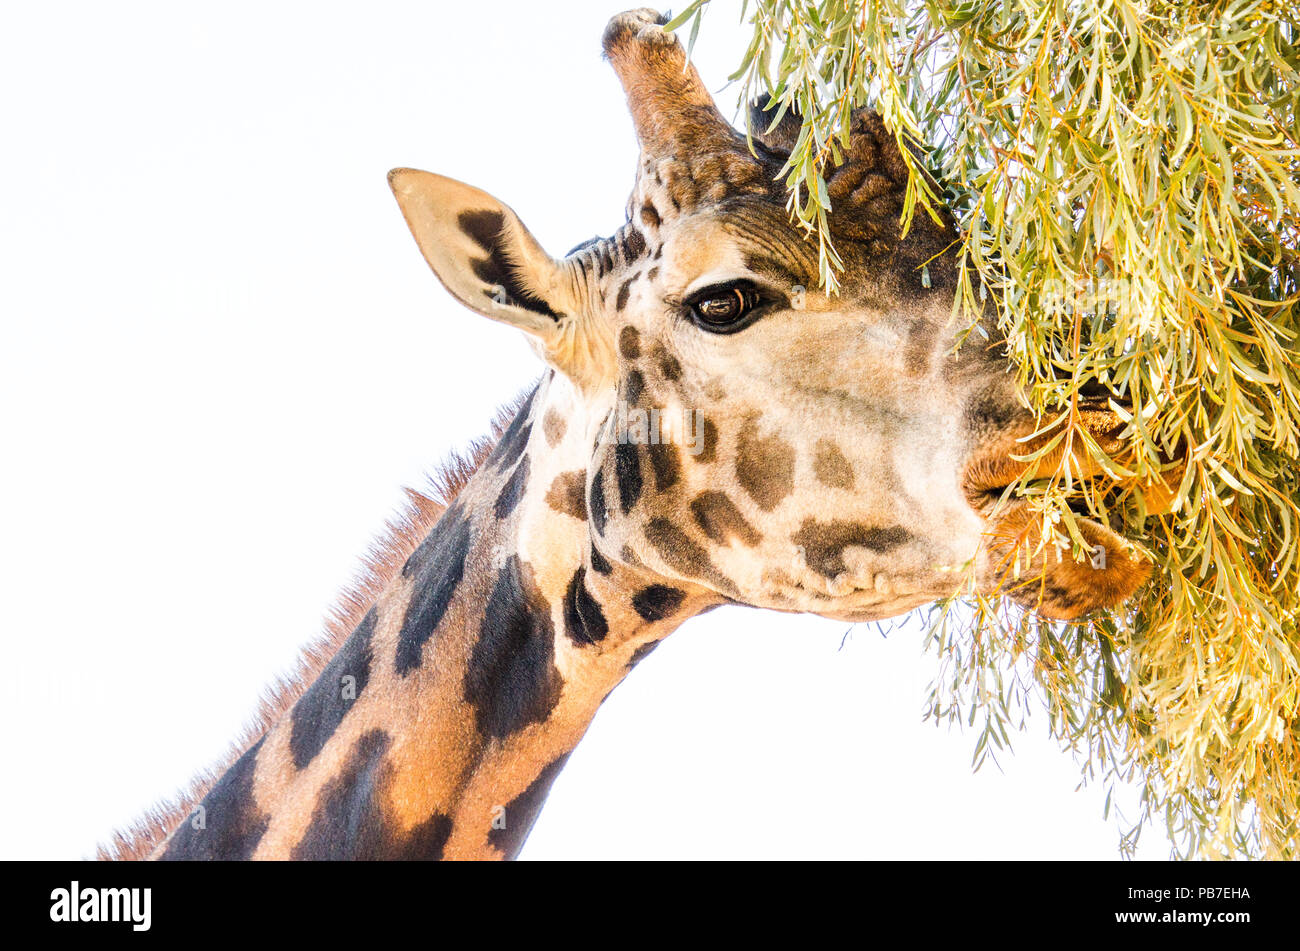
[{"left": 678, "top": 279, "right": 784, "bottom": 334}]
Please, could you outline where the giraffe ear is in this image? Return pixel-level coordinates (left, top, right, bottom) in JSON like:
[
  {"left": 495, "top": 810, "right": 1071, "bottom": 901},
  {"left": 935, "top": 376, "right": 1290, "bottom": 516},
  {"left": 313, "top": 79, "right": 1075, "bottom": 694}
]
[
  {"left": 388, "top": 168, "right": 572, "bottom": 341},
  {"left": 747, "top": 95, "right": 803, "bottom": 155}
]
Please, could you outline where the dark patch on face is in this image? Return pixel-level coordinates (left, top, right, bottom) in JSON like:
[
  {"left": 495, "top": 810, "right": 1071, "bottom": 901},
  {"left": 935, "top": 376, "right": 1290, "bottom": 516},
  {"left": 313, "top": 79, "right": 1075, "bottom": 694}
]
[
  {"left": 543, "top": 407, "right": 567, "bottom": 446},
  {"left": 159, "top": 737, "right": 269, "bottom": 860},
  {"left": 696, "top": 417, "right": 718, "bottom": 463},
  {"left": 736, "top": 418, "right": 796, "bottom": 511},
  {"left": 545, "top": 470, "right": 588, "bottom": 521},
  {"left": 653, "top": 244, "right": 664, "bottom": 260},
  {"left": 690, "top": 491, "right": 762, "bottom": 547},
  {"left": 813, "top": 440, "right": 855, "bottom": 490},
  {"left": 615, "top": 276, "right": 635, "bottom": 312},
  {"left": 653, "top": 343, "right": 682, "bottom": 381},
  {"left": 589, "top": 544, "right": 612, "bottom": 575},
  {"left": 647, "top": 441, "right": 681, "bottom": 491},
  {"left": 590, "top": 472, "right": 608, "bottom": 536},
  {"left": 457, "top": 211, "right": 562, "bottom": 320},
  {"left": 464, "top": 555, "right": 564, "bottom": 740},
  {"left": 624, "top": 227, "right": 646, "bottom": 261},
  {"left": 289, "top": 729, "right": 453, "bottom": 860},
  {"left": 626, "top": 639, "right": 662, "bottom": 669},
  {"left": 631, "top": 584, "right": 687, "bottom": 622},
  {"left": 640, "top": 203, "right": 661, "bottom": 229},
  {"left": 619, "top": 325, "right": 642, "bottom": 360},
  {"left": 486, "top": 385, "right": 537, "bottom": 471},
  {"left": 395, "top": 507, "right": 472, "bottom": 676},
  {"left": 289, "top": 608, "right": 377, "bottom": 770},
  {"left": 495, "top": 454, "right": 531, "bottom": 520},
  {"left": 562, "top": 566, "right": 608, "bottom": 646},
  {"left": 645, "top": 518, "right": 738, "bottom": 595},
  {"left": 647, "top": 266, "right": 659, "bottom": 281},
  {"left": 486, "top": 753, "right": 571, "bottom": 859},
  {"left": 620, "top": 544, "right": 644, "bottom": 569},
  {"left": 614, "top": 442, "right": 643, "bottom": 513},
  {"left": 624, "top": 369, "right": 645, "bottom": 405},
  {"left": 791, "top": 519, "right": 915, "bottom": 577}
]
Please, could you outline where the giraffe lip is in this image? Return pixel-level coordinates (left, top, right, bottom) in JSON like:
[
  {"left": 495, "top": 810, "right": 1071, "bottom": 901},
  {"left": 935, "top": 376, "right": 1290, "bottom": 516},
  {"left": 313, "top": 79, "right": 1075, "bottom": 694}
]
[
  {"left": 962, "top": 472, "right": 1025, "bottom": 519},
  {"left": 967, "top": 480, "right": 1100, "bottom": 523},
  {"left": 961, "top": 395, "right": 1135, "bottom": 515},
  {"left": 961, "top": 443, "right": 1023, "bottom": 514},
  {"left": 962, "top": 447, "right": 1114, "bottom": 523},
  {"left": 968, "top": 483, "right": 1012, "bottom": 512}
]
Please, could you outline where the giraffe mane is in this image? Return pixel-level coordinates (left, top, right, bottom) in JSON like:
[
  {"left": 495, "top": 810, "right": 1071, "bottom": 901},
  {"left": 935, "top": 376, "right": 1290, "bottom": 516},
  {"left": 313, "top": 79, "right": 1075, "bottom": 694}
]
[{"left": 96, "top": 385, "right": 537, "bottom": 861}]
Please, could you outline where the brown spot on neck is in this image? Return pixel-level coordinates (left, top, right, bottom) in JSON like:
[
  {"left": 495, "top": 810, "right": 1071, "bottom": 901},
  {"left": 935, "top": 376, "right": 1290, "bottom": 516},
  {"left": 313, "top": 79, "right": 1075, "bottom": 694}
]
[
  {"left": 543, "top": 407, "right": 567, "bottom": 446},
  {"left": 545, "top": 470, "right": 588, "bottom": 521}
]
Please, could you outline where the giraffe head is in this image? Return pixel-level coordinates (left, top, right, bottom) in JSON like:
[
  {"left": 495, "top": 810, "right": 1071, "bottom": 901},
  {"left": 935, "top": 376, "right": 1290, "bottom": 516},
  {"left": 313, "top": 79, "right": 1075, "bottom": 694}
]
[{"left": 389, "top": 8, "right": 1150, "bottom": 622}]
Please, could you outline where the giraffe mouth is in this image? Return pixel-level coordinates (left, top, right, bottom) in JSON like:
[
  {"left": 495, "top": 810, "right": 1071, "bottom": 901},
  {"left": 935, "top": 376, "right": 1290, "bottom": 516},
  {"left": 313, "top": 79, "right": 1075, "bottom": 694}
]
[
  {"left": 965, "top": 480, "right": 1096, "bottom": 520},
  {"left": 962, "top": 439, "right": 1121, "bottom": 540},
  {"left": 959, "top": 411, "right": 1155, "bottom": 620},
  {"left": 960, "top": 396, "right": 1136, "bottom": 515}
]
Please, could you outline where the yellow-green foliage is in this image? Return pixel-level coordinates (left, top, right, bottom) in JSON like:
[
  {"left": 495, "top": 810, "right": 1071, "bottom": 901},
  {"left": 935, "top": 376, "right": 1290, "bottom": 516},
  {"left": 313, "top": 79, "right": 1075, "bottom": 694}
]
[{"left": 674, "top": 0, "right": 1300, "bottom": 858}]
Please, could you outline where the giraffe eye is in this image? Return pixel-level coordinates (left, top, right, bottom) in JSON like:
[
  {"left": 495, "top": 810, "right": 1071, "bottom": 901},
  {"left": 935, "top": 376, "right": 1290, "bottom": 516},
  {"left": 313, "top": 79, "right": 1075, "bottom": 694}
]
[{"left": 685, "top": 281, "right": 765, "bottom": 333}]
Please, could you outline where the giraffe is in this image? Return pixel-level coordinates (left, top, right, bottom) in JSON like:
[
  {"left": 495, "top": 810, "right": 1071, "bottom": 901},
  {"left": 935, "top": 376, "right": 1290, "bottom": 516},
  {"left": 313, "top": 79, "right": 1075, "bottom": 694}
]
[{"left": 100, "top": 8, "right": 1152, "bottom": 861}]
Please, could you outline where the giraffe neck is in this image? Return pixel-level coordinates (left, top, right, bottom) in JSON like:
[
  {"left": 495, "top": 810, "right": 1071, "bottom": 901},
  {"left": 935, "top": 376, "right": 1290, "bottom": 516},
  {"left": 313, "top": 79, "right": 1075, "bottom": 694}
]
[{"left": 155, "top": 371, "right": 716, "bottom": 860}]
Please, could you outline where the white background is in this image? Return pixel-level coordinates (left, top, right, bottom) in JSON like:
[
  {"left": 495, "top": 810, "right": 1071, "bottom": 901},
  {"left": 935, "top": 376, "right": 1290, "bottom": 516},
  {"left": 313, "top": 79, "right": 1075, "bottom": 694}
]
[{"left": 0, "top": 0, "right": 1166, "bottom": 859}]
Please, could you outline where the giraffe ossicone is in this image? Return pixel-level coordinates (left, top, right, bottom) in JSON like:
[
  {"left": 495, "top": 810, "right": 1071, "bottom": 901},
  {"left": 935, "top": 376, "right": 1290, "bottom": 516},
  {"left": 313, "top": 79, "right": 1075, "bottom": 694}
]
[{"left": 104, "top": 8, "right": 1152, "bottom": 861}]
